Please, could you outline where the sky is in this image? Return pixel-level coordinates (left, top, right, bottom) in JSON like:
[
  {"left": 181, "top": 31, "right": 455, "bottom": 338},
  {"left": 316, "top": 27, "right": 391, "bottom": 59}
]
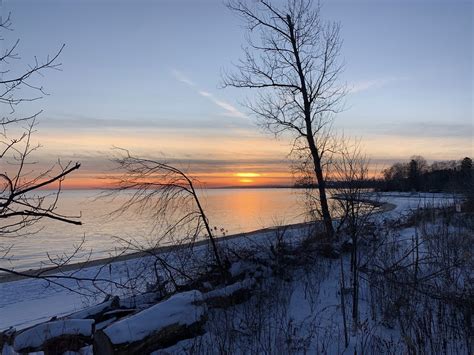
[{"left": 1, "top": 0, "right": 472, "bottom": 188}]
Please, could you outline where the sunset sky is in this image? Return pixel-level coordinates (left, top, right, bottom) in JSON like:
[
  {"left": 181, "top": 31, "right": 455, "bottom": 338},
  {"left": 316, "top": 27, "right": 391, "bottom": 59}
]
[{"left": 2, "top": 0, "right": 472, "bottom": 188}]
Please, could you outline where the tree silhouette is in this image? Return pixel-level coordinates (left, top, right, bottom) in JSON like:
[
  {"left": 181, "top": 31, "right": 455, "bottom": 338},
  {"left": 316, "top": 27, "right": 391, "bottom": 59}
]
[
  {"left": 224, "top": 0, "right": 345, "bottom": 238},
  {"left": 0, "top": 14, "right": 80, "bottom": 244}
]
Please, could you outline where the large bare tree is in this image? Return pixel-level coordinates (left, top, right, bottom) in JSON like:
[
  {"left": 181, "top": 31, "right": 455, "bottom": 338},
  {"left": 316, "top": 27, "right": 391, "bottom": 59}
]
[{"left": 224, "top": 0, "right": 345, "bottom": 238}]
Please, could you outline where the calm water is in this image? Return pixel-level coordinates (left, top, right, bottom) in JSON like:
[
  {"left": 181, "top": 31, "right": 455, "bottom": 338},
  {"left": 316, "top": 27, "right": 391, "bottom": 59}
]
[{"left": 2, "top": 188, "right": 315, "bottom": 270}]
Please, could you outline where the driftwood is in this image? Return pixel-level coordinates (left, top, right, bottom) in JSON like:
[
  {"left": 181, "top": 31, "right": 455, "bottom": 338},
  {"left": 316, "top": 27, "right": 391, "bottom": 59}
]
[
  {"left": 119, "top": 291, "right": 162, "bottom": 309},
  {"left": 13, "top": 319, "right": 94, "bottom": 355},
  {"left": 94, "top": 319, "right": 206, "bottom": 355},
  {"left": 4, "top": 267, "right": 260, "bottom": 355},
  {"left": 94, "top": 290, "right": 206, "bottom": 355},
  {"left": 204, "top": 278, "right": 256, "bottom": 308},
  {"left": 65, "top": 296, "right": 120, "bottom": 323},
  {"left": 95, "top": 310, "right": 138, "bottom": 331}
]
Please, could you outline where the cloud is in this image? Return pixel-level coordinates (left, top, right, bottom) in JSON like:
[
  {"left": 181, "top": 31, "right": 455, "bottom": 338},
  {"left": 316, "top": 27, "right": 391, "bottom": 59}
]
[
  {"left": 375, "top": 121, "right": 473, "bottom": 138},
  {"left": 172, "top": 69, "right": 247, "bottom": 119},
  {"left": 40, "top": 115, "right": 251, "bottom": 131},
  {"left": 348, "top": 77, "right": 405, "bottom": 94},
  {"left": 344, "top": 120, "right": 472, "bottom": 145},
  {"left": 198, "top": 90, "right": 247, "bottom": 118},
  {"left": 171, "top": 69, "right": 196, "bottom": 87}
]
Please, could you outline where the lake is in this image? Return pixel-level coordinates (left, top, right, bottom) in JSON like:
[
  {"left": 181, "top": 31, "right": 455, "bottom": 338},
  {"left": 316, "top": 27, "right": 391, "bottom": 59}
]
[{"left": 1, "top": 188, "right": 319, "bottom": 271}]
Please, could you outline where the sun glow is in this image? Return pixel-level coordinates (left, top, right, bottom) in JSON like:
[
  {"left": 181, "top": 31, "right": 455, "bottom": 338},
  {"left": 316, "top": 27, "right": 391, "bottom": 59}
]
[
  {"left": 234, "top": 172, "right": 261, "bottom": 185},
  {"left": 239, "top": 178, "right": 254, "bottom": 183},
  {"left": 234, "top": 172, "right": 261, "bottom": 178}
]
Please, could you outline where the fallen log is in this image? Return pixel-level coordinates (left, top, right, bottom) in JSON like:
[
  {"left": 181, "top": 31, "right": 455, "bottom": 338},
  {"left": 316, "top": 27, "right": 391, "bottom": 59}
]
[
  {"left": 13, "top": 319, "right": 94, "bottom": 355},
  {"left": 120, "top": 291, "right": 162, "bottom": 309},
  {"left": 203, "top": 278, "right": 256, "bottom": 308},
  {"left": 94, "top": 290, "right": 206, "bottom": 355},
  {"left": 65, "top": 296, "right": 120, "bottom": 322}
]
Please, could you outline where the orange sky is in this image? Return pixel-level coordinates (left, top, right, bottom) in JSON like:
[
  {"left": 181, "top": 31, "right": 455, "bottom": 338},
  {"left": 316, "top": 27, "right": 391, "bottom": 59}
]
[
  {"left": 21, "top": 123, "right": 470, "bottom": 190},
  {"left": 59, "top": 172, "right": 293, "bottom": 189}
]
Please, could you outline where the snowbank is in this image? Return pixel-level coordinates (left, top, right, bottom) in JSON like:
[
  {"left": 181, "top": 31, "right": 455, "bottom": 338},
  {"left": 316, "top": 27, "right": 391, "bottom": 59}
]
[{"left": 13, "top": 319, "right": 94, "bottom": 352}]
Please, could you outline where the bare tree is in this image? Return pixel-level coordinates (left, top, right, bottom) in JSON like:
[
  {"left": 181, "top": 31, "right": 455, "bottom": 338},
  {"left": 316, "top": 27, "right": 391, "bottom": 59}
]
[
  {"left": 0, "top": 13, "right": 126, "bottom": 311},
  {"left": 224, "top": 0, "right": 345, "bottom": 239},
  {"left": 107, "top": 149, "right": 226, "bottom": 277},
  {"left": 0, "top": 14, "right": 81, "bottom": 254},
  {"left": 0, "top": 15, "right": 81, "bottom": 243}
]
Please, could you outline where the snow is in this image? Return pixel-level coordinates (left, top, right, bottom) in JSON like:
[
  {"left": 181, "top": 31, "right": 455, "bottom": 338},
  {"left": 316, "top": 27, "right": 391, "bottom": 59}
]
[
  {"left": 0, "top": 223, "right": 310, "bottom": 331},
  {"left": 203, "top": 278, "right": 255, "bottom": 300},
  {"left": 65, "top": 297, "right": 118, "bottom": 320},
  {"left": 375, "top": 192, "right": 458, "bottom": 216},
  {"left": 102, "top": 290, "right": 205, "bottom": 345},
  {"left": 13, "top": 319, "right": 94, "bottom": 352},
  {"left": 0, "top": 255, "right": 156, "bottom": 330},
  {"left": 0, "top": 192, "right": 466, "bottom": 353},
  {"left": 228, "top": 261, "right": 245, "bottom": 277}
]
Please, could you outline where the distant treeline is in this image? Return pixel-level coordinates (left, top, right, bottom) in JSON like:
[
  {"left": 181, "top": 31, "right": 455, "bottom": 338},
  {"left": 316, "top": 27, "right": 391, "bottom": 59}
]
[
  {"left": 381, "top": 156, "right": 472, "bottom": 193},
  {"left": 294, "top": 156, "right": 473, "bottom": 193}
]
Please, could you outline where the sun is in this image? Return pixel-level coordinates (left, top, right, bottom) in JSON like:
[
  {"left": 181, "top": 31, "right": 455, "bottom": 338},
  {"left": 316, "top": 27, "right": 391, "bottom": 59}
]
[
  {"left": 234, "top": 172, "right": 261, "bottom": 184},
  {"left": 234, "top": 172, "right": 261, "bottom": 178}
]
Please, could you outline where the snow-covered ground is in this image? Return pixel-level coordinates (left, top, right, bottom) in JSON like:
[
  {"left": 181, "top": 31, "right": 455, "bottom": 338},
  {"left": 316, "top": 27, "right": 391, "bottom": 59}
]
[
  {"left": 0, "top": 223, "right": 313, "bottom": 331},
  {"left": 0, "top": 192, "right": 467, "bottom": 354},
  {"left": 0, "top": 192, "right": 457, "bottom": 330}
]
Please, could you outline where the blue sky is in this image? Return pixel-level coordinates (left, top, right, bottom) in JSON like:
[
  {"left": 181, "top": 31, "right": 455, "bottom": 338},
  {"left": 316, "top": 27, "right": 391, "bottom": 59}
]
[{"left": 1, "top": 0, "right": 472, "bottom": 186}]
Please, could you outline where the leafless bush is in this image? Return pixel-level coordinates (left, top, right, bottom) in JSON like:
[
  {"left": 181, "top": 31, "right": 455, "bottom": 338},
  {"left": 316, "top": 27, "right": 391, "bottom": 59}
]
[
  {"left": 201, "top": 272, "right": 318, "bottom": 354},
  {"left": 364, "top": 204, "right": 473, "bottom": 353},
  {"left": 100, "top": 149, "right": 231, "bottom": 296}
]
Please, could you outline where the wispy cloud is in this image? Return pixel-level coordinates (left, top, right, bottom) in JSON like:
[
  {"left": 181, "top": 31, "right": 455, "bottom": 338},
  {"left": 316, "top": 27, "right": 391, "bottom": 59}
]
[
  {"left": 345, "top": 120, "right": 472, "bottom": 139},
  {"left": 380, "top": 122, "right": 473, "bottom": 138},
  {"left": 171, "top": 69, "right": 247, "bottom": 119},
  {"left": 198, "top": 90, "right": 247, "bottom": 118},
  {"left": 171, "top": 69, "right": 196, "bottom": 87},
  {"left": 40, "top": 115, "right": 251, "bottom": 131},
  {"left": 348, "top": 77, "right": 405, "bottom": 94}
]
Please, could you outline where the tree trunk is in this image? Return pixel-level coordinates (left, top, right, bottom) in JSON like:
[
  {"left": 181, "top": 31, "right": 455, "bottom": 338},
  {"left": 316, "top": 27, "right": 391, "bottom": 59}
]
[
  {"left": 313, "top": 154, "right": 335, "bottom": 238},
  {"left": 287, "top": 15, "right": 335, "bottom": 239}
]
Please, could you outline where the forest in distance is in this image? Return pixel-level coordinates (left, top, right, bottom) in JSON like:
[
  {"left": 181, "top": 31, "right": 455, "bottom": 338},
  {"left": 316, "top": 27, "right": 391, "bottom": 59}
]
[{"left": 295, "top": 155, "right": 473, "bottom": 194}]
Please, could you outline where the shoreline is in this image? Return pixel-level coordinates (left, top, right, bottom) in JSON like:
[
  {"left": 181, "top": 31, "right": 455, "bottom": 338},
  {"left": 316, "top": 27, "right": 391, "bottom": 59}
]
[
  {"left": 0, "top": 221, "right": 315, "bottom": 284},
  {"left": 0, "top": 200, "right": 396, "bottom": 284}
]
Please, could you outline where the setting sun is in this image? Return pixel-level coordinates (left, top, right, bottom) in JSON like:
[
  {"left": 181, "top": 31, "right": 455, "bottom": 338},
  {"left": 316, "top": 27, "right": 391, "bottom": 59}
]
[
  {"left": 235, "top": 172, "right": 261, "bottom": 184},
  {"left": 234, "top": 173, "right": 261, "bottom": 178}
]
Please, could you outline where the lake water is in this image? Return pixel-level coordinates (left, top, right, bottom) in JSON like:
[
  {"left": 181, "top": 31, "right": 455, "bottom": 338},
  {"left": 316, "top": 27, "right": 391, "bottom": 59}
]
[{"left": 1, "top": 188, "right": 318, "bottom": 271}]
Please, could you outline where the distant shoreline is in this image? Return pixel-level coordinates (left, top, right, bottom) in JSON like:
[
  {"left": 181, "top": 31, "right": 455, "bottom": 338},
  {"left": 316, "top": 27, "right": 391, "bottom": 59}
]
[{"left": 41, "top": 185, "right": 298, "bottom": 191}]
